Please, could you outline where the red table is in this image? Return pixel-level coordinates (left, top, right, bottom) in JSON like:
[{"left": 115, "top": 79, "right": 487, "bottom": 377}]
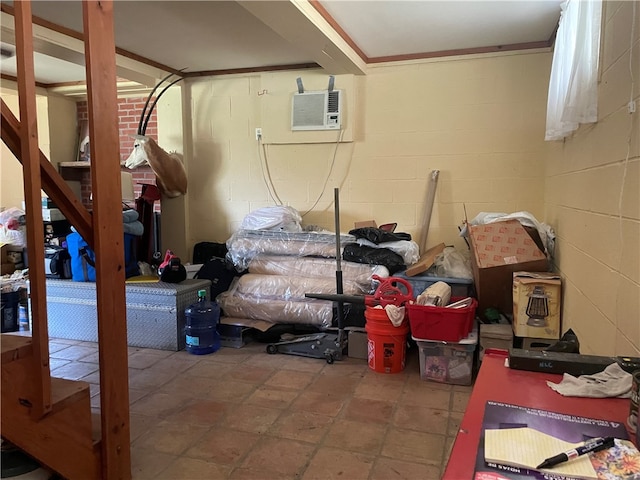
[{"left": 442, "top": 350, "right": 634, "bottom": 479}]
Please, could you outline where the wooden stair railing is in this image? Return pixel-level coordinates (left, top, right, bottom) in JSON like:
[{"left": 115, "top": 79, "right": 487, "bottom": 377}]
[{"left": 1, "top": 1, "right": 132, "bottom": 478}]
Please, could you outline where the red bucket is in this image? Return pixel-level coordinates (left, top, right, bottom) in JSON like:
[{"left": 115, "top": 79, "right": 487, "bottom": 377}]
[{"left": 365, "top": 307, "right": 409, "bottom": 374}]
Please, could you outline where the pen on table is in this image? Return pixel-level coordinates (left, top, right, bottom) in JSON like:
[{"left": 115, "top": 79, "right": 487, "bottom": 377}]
[{"left": 536, "top": 436, "right": 615, "bottom": 469}]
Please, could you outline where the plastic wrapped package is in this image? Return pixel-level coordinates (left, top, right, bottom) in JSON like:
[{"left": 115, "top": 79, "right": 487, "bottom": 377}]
[
  {"left": 432, "top": 247, "right": 473, "bottom": 279},
  {"left": 216, "top": 295, "right": 332, "bottom": 327},
  {"left": 226, "top": 229, "right": 356, "bottom": 271},
  {"left": 234, "top": 273, "right": 365, "bottom": 298},
  {"left": 239, "top": 206, "right": 303, "bottom": 232},
  {"left": 216, "top": 273, "right": 360, "bottom": 327},
  {"left": 248, "top": 254, "right": 388, "bottom": 291}
]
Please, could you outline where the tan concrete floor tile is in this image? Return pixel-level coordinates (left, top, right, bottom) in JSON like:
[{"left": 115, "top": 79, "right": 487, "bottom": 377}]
[
  {"left": 128, "top": 351, "right": 169, "bottom": 369},
  {"left": 343, "top": 397, "right": 395, "bottom": 425},
  {"left": 221, "top": 404, "right": 282, "bottom": 434},
  {"left": 382, "top": 428, "right": 445, "bottom": 465},
  {"left": 49, "top": 357, "right": 71, "bottom": 370},
  {"left": 400, "top": 382, "right": 452, "bottom": 410},
  {"left": 185, "top": 427, "right": 260, "bottom": 465},
  {"left": 129, "top": 392, "right": 193, "bottom": 418},
  {"left": 50, "top": 361, "right": 99, "bottom": 380},
  {"left": 301, "top": 447, "right": 374, "bottom": 480},
  {"left": 290, "top": 390, "right": 347, "bottom": 417},
  {"left": 50, "top": 344, "right": 98, "bottom": 361},
  {"left": 182, "top": 360, "right": 233, "bottom": 378},
  {"left": 354, "top": 374, "right": 406, "bottom": 401},
  {"left": 228, "top": 467, "right": 284, "bottom": 480},
  {"left": 133, "top": 420, "right": 209, "bottom": 455},
  {"left": 156, "top": 457, "right": 231, "bottom": 479},
  {"left": 243, "top": 385, "right": 300, "bottom": 409},
  {"left": 448, "top": 410, "right": 464, "bottom": 437},
  {"left": 451, "top": 390, "right": 471, "bottom": 413},
  {"left": 323, "top": 419, "right": 386, "bottom": 455},
  {"left": 269, "top": 410, "right": 334, "bottom": 443},
  {"left": 130, "top": 446, "right": 177, "bottom": 480},
  {"left": 320, "top": 359, "right": 369, "bottom": 378},
  {"left": 158, "top": 374, "right": 220, "bottom": 397},
  {"left": 306, "top": 372, "right": 363, "bottom": 397},
  {"left": 222, "top": 365, "right": 275, "bottom": 385},
  {"left": 264, "top": 369, "right": 316, "bottom": 390},
  {"left": 279, "top": 355, "right": 327, "bottom": 373},
  {"left": 165, "top": 398, "right": 231, "bottom": 426},
  {"left": 205, "top": 379, "right": 256, "bottom": 403},
  {"left": 48, "top": 341, "right": 72, "bottom": 353},
  {"left": 241, "top": 437, "right": 315, "bottom": 477},
  {"left": 199, "top": 349, "right": 252, "bottom": 364},
  {"left": 129, "top": 413, "right": 157, "bottom": 443},
  {"left": 393, "top": 404, "right": 449, "bottom": 434},
  {"left": 371, "top": 457, "right": 441, "bottom": 480},
  {"left": 127, "top": 367, "right": 179, "bottom": 390}
]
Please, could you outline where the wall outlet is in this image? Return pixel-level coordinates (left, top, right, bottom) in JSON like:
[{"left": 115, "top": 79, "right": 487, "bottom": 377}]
[{"left": 255, "top": 128, "right": 262, "bottom": 140}]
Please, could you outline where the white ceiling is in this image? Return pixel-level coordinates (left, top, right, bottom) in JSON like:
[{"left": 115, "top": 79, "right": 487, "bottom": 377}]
[{"left": 0, "top": 0, "right": 562, "bottom": 85}]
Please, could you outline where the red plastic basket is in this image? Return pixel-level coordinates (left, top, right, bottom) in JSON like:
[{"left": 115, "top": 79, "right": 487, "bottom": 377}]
[{"left": 407, "top": 297, "right": 477, "bottom": 342}]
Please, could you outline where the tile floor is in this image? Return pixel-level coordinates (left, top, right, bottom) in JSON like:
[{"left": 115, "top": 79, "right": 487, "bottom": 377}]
[{"left": 47, "top": 337, "right": 471, "bottom": 480}]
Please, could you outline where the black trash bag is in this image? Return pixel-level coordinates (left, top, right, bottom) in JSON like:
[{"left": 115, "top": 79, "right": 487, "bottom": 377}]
[
  {"left": 195, "top": 257, "right": 239, "bottom": 298},
  {"left": 342, "top": 243, "right": 405, "bottom": 273},
  {"left": 348, "top": 227, "right": 411, "bottom": 244},
  {"left": 545, "top": 328, "right": 580, "bottom": 354}
]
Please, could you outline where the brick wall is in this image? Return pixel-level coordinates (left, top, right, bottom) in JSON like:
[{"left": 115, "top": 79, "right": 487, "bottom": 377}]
[{"left": 76, "top": 97, "right": 161, "bottom": 212}]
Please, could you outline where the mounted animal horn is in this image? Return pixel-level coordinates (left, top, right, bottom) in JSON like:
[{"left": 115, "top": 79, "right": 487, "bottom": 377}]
[
  {"left": 137, "top": 69, "right": 185, "bottom": 136},
  {"left": 125, "top": 71, "right": 188, "bottom": 198}
]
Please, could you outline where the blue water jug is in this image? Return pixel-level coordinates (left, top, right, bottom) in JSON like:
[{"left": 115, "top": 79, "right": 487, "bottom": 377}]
[{"left": 185, "top": 289, "right": 221, "bottom": 355}]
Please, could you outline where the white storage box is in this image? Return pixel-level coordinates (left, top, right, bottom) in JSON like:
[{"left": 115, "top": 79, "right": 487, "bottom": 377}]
[
  {"left": 414, "top": 327, "right": 477, "bottom": 385},
  {"left": 46, "top": 279, "right": 211, "bottom": 350}
]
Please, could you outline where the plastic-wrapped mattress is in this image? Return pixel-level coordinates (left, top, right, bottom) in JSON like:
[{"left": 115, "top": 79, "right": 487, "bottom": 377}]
[{"left": 226, "top": 230, "right": 355, "bottom": 271}]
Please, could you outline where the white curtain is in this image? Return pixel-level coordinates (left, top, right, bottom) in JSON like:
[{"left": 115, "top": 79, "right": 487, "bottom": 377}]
[{"left": 545, "top": 0, "right": 603, "bottom": 141}]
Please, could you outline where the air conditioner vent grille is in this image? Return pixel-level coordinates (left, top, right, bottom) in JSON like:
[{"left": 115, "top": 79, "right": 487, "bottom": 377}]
[
  {"left": 327, "top": 91, "right": 339, "bottom": 113},
  {"left": 291, "top": 90, "right": 342, "bottom": 131}
]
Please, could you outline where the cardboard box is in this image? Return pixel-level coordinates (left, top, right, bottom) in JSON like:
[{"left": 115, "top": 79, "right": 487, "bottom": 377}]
[
  {"left": 468, "top": 220, "right": 548, "bottom": 316},
  {"left": 347, "top": 328, "right": 368, "bottom": 359},
  {"left": 479, "top": 322, "right": 513, "bottom": 360},
  {"left": 512, "top": 272, "right": 561, "bottom": 340}
]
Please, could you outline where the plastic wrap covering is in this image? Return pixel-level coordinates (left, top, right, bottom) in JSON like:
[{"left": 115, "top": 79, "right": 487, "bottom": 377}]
[
  {"left": 227, "top": 229, "right": 356, "bottom": 271},
  {"left": 248, "top": 255, "right": 388, "bottom": 291},
  {"left": 217, "top": 275, "right": 335, "bottom": 327},
  {"left": 233, "top": 273, "right": 364, "bottom": 298}
]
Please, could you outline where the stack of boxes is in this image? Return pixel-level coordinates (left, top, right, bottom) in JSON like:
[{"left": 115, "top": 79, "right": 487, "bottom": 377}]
[{"left": 465, "top": 219, "right": 564, "bottom": 356}]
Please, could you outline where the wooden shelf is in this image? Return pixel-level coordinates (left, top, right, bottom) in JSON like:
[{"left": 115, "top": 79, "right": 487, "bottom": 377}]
[{"left": 59, "top": 161, "right": 91, "bottom": 168}]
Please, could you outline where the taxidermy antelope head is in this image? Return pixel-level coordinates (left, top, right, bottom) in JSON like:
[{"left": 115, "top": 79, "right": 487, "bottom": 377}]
[{"left": 125, "top": 72, "right": 187, "bottom": 198}]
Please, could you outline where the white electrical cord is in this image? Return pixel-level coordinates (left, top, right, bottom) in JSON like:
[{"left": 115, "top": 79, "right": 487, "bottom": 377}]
[
  {"left": 302, "top": 128, "right": 345, "bottom": 218},
  {"left": 257, "top": 135, "right": 283, "bottom": 206}
]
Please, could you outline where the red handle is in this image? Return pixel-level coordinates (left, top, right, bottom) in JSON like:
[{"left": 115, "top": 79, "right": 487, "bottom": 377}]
[{"left": 371, "top": 274, "right": 414, "bottom": 307}]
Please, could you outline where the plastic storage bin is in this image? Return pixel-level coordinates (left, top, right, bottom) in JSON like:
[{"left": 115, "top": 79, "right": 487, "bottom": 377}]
[
  {"left": 407, "top": 297, "right": 477, "bottom": 342},
  {"left": 415, "top": 327, "right": 477, "bottom": 385},
  {"left": 394, "top": 271, "right": 474, "bottom": 298}
]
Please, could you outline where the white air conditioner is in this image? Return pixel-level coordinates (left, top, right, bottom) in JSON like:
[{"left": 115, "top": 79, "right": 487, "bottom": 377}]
[{"left": 291, "top": 90, "right": 342, "bottom": 131}]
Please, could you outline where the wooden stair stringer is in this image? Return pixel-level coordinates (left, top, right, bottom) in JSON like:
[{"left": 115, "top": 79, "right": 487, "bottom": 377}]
[{"left": 1, "top": 338, "right": 101, "bottom": 479}]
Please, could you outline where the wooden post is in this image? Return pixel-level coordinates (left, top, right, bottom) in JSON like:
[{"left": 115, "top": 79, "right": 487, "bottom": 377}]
[
  {"left": 82, "top": 1, "right": 131, "bottom": 478},
  {"left": 13, "top": 0, "right": 52, "bottom": 420}
]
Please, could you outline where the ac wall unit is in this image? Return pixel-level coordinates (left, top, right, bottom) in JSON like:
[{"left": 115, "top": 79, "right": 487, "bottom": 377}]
[{"left": 291, "top": 90, "right": 342, "bottom": 131}]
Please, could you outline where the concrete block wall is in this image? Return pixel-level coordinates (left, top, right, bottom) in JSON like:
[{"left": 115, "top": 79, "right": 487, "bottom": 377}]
[
  {"left": 544, "top": 1, "right": 640, "bottom": 356},
  {"left": 182, "top": 52, "right": 552, "bottom": 253}
]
